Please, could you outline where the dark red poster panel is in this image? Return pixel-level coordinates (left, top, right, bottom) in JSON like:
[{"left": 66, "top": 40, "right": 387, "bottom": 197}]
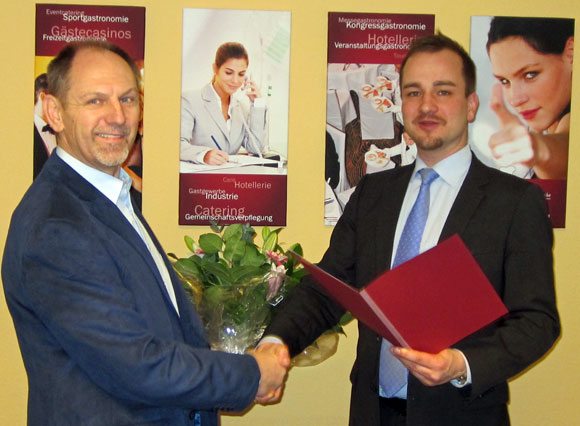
[
  {"left": 179, "top": 173, "right": 287, "bottom": 226},
  {"left": 325, "top": 13, "right": 434, "bottom": 225},
  {"left": 34, "top": 4, "right": 146, "bottom": 207},
  {"left": 328, "top": 13, "right": 435, "bottom": 64},
  {"left": 35, "top": 4, "right": 145, "bottom": 58}
]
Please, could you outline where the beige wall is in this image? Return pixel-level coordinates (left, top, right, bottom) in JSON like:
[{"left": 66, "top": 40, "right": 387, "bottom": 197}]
[{"left": 1, "top": 1, "right": 579, "bottom": 424}]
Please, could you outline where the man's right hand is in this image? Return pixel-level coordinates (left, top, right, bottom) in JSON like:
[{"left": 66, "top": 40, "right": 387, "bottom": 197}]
[{"left": 247, "top": 343, "right": 290, "bottom": 404}]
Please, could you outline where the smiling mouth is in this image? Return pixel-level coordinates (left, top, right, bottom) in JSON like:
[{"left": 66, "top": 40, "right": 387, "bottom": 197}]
[
  {"left": 96, "top": 133, "right": 124, "bottom": 139},
  {"left": 95, "top": 125, "right": 130, "bottom": 141},
  {"left": 95, "top": 133, "right": 128, "bottom": 144},
  {"left": 416, "top": 117, "right": 444, "bottom": 130}
]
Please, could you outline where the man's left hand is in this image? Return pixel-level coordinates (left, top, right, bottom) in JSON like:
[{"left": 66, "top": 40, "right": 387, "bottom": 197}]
[{"left": 390, "top": 347, "right": 466, "bottom": 386}]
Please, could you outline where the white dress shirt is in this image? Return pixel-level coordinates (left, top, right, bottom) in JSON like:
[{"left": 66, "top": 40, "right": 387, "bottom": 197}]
[
  {"left": 385, "top": 145, "right": 473, "bottom": 397},
  {"left": 392, "top": 145, "right": 472, "bottom": 258}
]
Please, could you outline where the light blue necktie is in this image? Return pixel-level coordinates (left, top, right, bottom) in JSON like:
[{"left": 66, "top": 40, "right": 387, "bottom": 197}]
[{"left": 379, "top": 168, "right": 439, "bottom": 397}]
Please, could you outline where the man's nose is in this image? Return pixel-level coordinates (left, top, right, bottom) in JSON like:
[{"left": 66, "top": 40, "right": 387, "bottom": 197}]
[
  {"left": 419, "top": 93, "right": 438, "bottom": 113},
  {"left": 106, "top": 99, "right": 126, "bottom": 123}
]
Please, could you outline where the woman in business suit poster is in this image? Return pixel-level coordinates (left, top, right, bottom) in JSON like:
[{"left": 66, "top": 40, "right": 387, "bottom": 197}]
[{"left": 180, "top": 42, "right": 267, "bottom": 165}]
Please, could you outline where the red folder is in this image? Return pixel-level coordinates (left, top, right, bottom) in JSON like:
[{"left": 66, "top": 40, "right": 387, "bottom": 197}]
[{"left": 291, "top": 235, "right": 507, "bottom": 353}]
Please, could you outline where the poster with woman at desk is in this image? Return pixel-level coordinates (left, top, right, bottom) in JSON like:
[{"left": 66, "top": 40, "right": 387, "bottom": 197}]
[
  {"left": 179, "top": 8, "right": 291, "bottom": 226},
  {"left": 469, "top": 16, "right": 573, "bottom": 228},
  {"left": 324, "top": 12, "right": 434, "bottom": 225}
]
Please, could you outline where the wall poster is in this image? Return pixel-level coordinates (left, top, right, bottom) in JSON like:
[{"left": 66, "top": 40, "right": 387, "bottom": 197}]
[
  {"left": 324, "top": 12, "right": 434, "bottom": 225},
  {"left": 34, "top": 4, "right": 146, "bottom": 207},
  {"left": 470, "top": 16, "right": 573, "bottom": 228},
  {"left": 179, "top": 8, "right": 291, "bottom": 226}
]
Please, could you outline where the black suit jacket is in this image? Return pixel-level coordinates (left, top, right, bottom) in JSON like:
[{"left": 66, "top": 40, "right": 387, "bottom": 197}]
[
  {"left": 3, "top": 154, "right": 260, "bottom": 426},
  {"left": 266, "top": 154, "right": 560, "bottom": 426}
]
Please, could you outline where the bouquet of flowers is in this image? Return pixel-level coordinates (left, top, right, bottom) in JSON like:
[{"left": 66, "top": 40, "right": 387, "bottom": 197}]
[{"left": 169, "top": 223, "right": 307, "bottom": 354}]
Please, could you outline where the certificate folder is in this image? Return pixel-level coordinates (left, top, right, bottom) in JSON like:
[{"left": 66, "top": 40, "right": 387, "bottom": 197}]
[{"left": 290, "top": 235, "right": 508, "bottom": 353}]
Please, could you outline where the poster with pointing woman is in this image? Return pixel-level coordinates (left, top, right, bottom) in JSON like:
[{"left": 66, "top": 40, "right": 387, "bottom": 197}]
[{"left": 470, "top": 16, "right": 574, "bottom": 228}]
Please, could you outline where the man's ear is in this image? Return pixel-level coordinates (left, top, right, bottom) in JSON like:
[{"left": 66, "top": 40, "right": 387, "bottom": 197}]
[
  {"left": 467, "top": 92, "right": 479, "bottom": 123},
  {"left": 43, "top": 94, "right": 65, "bottom": 133},
  {"left": 564, "top": 36, "right": 574, "bottom": 65}
]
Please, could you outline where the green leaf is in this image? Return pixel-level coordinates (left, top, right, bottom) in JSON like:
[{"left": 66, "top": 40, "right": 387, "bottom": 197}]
[
  {"left": 223, "top": 224, "right": 243, "bottom": 243},
  {"left": 224, "top": 239, "right": 248, "bottom": 264},
  {"left": 289, "top": 267, "right": 308, "bottom": 282},
  {"left": 209, "top": 221, "right": 223, "bottom": 233},
  {"left": 262, "top": 230, "right": 278, "bottom": 252},
  {"left": 261, "top": 226, "right": 271, "bottom": 241},
  {"left": 199, "top": 233, "right": 223, "bottom": 255},
  {"left": 230, "top": 265, "right": 269, "bottom": 283},
  {"left": 241, "top": 223, "right": 256, "bottom": 242},
  {"left": 199, "top": 259, "right": 232, "bottom": 285},
  {"left": 284, "top": 244, "right": 303, "bottom": 273},
  {"left": 338, "top": 312, "right": 354, "bottom": 326},
  {"left": 241, "top": 244, "right": 267, "bottom": 267},
  {"left": 172, "top": 257, "right": 201, "bottom": 277},
  {"left": 289, "top": 243, "right": 303, "bottom": 256},
  {"left": 200, "top": 252, "right": 218, "bottom": 265},
  {"left": 326, "top": 312, "right": 354, "bottom": 336},
  {"left": 184, "top": 235, "right": 196, "bottom": 253},
  {"left": 202, "top": 285, "right": 229, "bottom": 306}
]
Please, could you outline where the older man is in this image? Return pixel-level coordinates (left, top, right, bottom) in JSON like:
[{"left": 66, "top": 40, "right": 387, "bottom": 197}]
[{"left": 2, "top": 41, "right": 288, "bottom": 426}]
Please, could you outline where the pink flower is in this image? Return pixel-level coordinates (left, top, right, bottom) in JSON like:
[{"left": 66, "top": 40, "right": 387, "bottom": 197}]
[
  {"left": 267, "top": 264, "right": 286, "bottom": 300},
  {"left": 265, "top": 250, "right": 287, "bottom": 266}
]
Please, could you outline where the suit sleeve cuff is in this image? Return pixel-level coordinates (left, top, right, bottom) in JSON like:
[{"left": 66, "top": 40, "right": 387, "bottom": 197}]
[
  {"left": 450, "top": 349, "right": 472, "bottom": 388},
  {"left": 257, "top": 335, "right": 285, "bottom": 347}
]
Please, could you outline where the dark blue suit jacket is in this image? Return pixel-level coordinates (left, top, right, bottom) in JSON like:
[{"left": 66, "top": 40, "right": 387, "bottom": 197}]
[
  {"left": 3, "top": 154, "right": 260, "bottom": 426},
  {"left": 266, "top": 154, "right": 560, "bottom": 426}
]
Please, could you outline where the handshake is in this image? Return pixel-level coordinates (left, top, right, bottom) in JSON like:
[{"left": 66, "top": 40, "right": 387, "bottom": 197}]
[{"left": 247, "top": 342, "right": 291, "bottom": 404}]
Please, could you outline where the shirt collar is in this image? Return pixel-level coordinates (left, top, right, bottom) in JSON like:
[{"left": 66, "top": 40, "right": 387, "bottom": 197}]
[
  {"left": 56, "top": 147, "right": 132, "bottom": 206},
  {"left": 33, "top": 113, "right": 48, "bottom": 129},
  {"left": 210, "top": 82, "right": 220, "bottom": 103},
  {"left": 414, "top": 145, "right": 472, "bottom": 187},
  {"left": 210, "top": 82, "right": 234, "bottom": 116}
]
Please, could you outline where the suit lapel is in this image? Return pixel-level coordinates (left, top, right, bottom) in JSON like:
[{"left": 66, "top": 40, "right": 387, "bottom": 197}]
[
  {"left": 132, "top": 205, "right": 208, "bottom": 344},
  {"left": 201, "top": 84, "right": 231, "bottom": 145},
  {"left": 50, "top": 155, "right": 183, "bottom": 321},
  {"left": 89, "top": 198, "right": 167, "bottom": 297},
  {"left": 373, "top": 155, "right": 489, "bottom": 272},
  {"left": 440, "top": 155, "right": 489, "bottom": 241},
  {"left": 44, "top": 155, "right": 208, "bottom": 346},
  {"left": 51, "top": 156, "right": 147, "bottom": 257}
]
